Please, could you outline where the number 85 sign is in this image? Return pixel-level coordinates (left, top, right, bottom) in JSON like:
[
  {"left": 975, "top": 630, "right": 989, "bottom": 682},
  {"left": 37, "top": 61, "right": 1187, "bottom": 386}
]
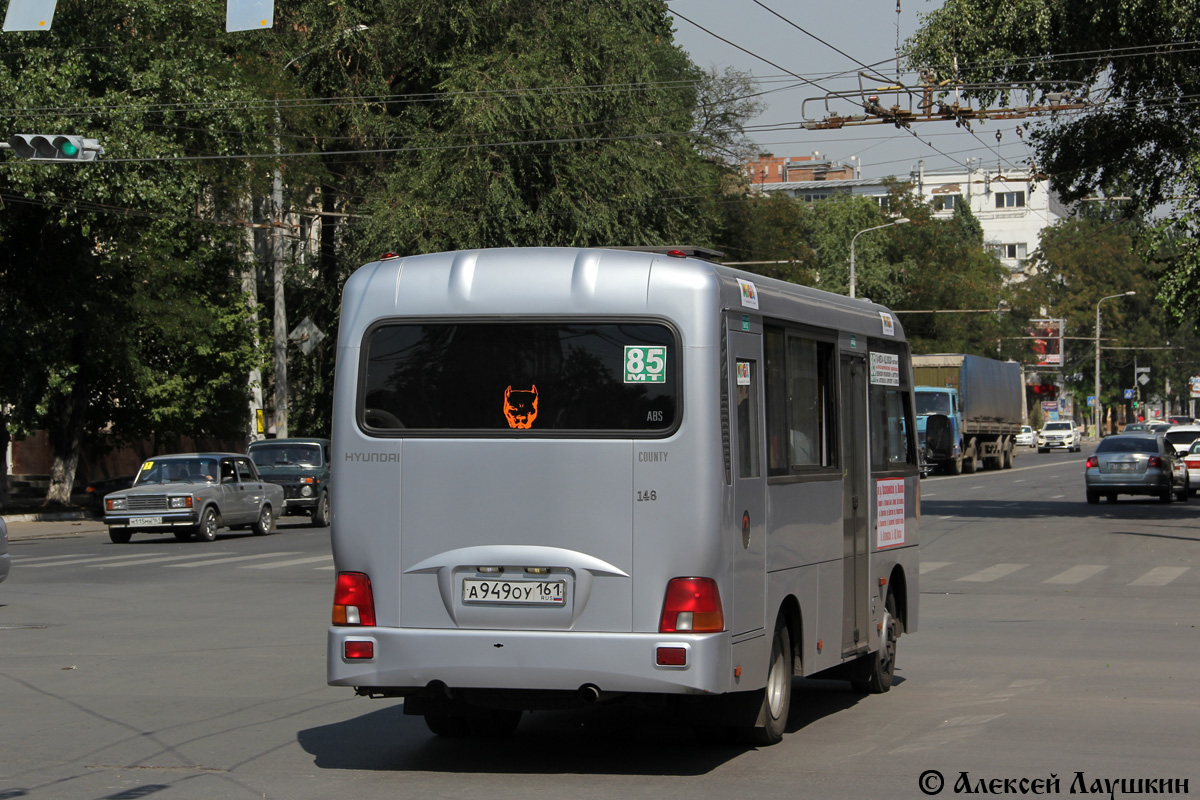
[{"left": 624, "top": 346, "right": 667, "bottom": 383}]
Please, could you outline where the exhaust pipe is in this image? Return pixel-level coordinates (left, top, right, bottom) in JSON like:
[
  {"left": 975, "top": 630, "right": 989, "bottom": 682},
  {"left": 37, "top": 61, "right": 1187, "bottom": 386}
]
[{"left": 579, "top": 684, "right": 601, "bottom": 703}]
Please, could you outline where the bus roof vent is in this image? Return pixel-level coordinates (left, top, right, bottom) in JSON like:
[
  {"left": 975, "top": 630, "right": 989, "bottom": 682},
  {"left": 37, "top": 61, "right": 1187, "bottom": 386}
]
[{"left": 606, "top": 245, "right": 725, "bottom": 262}]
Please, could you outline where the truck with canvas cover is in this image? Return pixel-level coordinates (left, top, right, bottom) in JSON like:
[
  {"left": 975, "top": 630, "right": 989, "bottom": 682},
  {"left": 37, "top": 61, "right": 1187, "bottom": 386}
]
[{"left": 913, "top": 354, "right": 1023, "bottom": 475}]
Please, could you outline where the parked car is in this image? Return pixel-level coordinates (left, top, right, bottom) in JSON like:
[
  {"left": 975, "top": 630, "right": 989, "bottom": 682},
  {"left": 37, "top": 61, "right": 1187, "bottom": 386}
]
[
  {"left": 102, "top": 453, "right": 285, "bottom": 543},
  {"left": 1185, "top": 441, "right": 1200, "bottom": 496},
  {"left": 247, "top": 438, "right": 331, "bottom": 527},
  {"left": 1084, "top": 434, "right": 1189, "bottom": 504},
  {"left": 85, "top": 475, "right": 136, "bottom": 511},
  {"left": 0, "top": 516, "right": 10, "bottom": 583},
  {"left": 1016, "top": 425, "right": 1035, "bottom": 448},
  {"left": 1037, "top": 420, "right": 1080, "bottom": 453},
  {"left": 1163, "top": 424, "right": 1200, "bottom": 455}
]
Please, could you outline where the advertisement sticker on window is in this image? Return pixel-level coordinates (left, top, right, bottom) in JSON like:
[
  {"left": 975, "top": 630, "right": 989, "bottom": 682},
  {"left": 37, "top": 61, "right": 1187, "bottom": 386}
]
[
  {"left": 876, "top": 478, "right": 905, "bottom": 549},
  {"left": 870, "top": 352, "right": 900, "bottom": 386}
]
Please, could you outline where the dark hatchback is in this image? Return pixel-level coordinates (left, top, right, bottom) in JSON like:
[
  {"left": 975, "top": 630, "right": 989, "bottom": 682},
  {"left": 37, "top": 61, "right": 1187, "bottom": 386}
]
[{"left": 247, "top": 438, "right": 331, "bottom": 527}]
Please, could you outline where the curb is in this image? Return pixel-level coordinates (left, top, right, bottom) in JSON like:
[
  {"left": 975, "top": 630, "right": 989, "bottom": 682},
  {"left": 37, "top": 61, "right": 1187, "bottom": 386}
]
[{"left": 1, "top": 510, "right": 95, "bottom": 523}]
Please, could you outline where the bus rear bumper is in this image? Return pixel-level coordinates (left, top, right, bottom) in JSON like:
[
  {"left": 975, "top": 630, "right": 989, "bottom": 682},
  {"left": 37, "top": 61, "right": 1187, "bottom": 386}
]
[{"left": 328, "top": 626, "right": 733, "bottom": 696}]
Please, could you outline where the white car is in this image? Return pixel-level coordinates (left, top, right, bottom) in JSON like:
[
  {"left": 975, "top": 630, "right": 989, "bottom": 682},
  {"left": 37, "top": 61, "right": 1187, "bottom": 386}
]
[
  {"left": 1185, "top": 440, "right": 1200, "bottom": 495},
  {"left": 1163, "top": 424, "right": 1200, "bottom": 455},
  {"left": 1037, "top": 420, "right": 1079, "bottom": 453},
  {"left": 1016, "top": 425, "right": 1035, "bottom": 447}
]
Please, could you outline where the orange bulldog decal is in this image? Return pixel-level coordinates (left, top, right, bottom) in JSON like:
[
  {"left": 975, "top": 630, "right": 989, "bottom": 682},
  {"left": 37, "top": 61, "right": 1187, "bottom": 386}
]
[{"left": 503, "top": 385, "right": 539, "bottom": 429}]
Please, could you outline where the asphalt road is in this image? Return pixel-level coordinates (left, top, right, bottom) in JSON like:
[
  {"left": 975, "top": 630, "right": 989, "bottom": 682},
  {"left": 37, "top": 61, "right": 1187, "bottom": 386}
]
[{"left": 1, "top": 447, "right": 1197, "bottom": 799}]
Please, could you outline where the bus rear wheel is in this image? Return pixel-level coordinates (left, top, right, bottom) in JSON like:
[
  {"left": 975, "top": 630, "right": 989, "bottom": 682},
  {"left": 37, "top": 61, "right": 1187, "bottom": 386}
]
[{"left": 737, "top": 618, "right": 792, "bottom": 746}]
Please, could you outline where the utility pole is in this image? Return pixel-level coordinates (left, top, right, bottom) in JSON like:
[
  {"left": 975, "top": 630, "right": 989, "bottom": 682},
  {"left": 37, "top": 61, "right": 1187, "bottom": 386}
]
[{"left": 272, "top": 153, "right": 288, "bottom": 440}]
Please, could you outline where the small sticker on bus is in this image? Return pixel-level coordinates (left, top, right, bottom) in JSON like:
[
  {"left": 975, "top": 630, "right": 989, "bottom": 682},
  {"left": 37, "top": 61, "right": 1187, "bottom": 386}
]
[
  {"left": 624, "top": 346, "right": 667, "bottom": 384},
  {"left": 737, "top": 279, "right": 759, "bottom": 309}
]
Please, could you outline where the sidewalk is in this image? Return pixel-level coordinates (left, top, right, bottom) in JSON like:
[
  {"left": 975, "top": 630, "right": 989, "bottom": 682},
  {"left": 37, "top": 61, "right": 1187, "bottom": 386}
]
[{"left": 2, "top": 512, "right": 107, "bottom": 541}]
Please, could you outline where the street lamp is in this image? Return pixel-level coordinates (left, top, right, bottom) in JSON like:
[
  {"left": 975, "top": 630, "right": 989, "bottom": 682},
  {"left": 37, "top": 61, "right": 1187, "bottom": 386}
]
[
  {"left": 265, "top": 24, "right": 370, "bottom": 440},
  {"left": 849, "top": 217, "right": 910, "bottom": 299},
  {"left": 1094, "top": 291, "right": 1136, "bottom": 437}
]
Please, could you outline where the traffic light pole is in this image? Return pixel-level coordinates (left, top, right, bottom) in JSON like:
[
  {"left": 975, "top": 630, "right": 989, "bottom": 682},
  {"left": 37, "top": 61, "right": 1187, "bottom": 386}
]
[{"left": 1095, "top": 292, "right": 1136, "bottom": 437}]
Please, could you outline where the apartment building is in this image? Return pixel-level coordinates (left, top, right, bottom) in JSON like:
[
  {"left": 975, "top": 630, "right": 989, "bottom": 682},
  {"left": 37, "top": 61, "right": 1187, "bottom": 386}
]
[{"left": 746, "top": 154, "right": 1070, "bottom": 282}]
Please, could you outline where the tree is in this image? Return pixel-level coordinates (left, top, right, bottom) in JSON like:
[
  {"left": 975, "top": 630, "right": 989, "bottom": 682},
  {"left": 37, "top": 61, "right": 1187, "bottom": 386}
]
[
  {"left": 715, "top": 188, "right": 1015, "bottom": 358},
  {"left": 903, "top": 0, "right": 1200, "bottom": 316},
  {"left": 1014, "top": 213, "right": 1195, "bottom": 420},
  {"left": 342, "top": 0, "right": 726, "bottom": 261},
  {"left": 0, "top": 0, "right": 269, "bottom": 504}
]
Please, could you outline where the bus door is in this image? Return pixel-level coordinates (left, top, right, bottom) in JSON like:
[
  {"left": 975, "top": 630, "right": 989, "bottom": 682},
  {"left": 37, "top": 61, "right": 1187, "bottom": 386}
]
[
  {"left": 728, "top": 327, "right": 766, "bottom": 638},
  {"left": 840, "top": 353, "right": 870, "bottom": 656}
]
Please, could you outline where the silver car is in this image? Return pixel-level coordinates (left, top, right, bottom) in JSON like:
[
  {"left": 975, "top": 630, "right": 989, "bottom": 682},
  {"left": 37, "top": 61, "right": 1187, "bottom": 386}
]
[
  {"left": 1085, "top": 435, "right": 1189, "bottom": 504},
  {"left": 103, "top": 453, "right": 285, "bottom": 543}
]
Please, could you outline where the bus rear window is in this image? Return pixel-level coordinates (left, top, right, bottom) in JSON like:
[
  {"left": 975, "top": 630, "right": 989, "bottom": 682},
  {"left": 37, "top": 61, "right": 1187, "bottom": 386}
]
[{"left": 361, "top": 322, "right": 678, "bottom": 434}]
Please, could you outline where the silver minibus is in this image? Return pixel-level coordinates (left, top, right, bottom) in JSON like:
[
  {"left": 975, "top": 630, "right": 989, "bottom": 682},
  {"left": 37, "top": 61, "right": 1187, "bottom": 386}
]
[{"left": 328, "top": 246, "right": 919, "bottom": 744}]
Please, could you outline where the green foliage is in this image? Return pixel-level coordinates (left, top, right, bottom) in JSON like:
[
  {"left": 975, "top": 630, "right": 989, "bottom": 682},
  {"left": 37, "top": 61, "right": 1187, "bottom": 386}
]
[
  {"left": 1012, "top": 216, "right": 1199, "bottom": 413},
  {"left": 341, "top": 0, "right": 724, "bottom": 262},
  {"left": 715, "top": 189, "right": 1014, "bottom": 358},
  {"left": 904, "top": 0, "right": 1200, "bottom": 321},
  {"left": 0, "top": 0, "right": 269, "bottom": 463}
]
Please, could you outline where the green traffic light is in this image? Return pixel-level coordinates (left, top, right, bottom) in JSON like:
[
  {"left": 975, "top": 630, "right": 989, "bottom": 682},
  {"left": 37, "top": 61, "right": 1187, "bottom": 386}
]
[{"left": 59, "top": 140, "right": 79, "bottom": 157}]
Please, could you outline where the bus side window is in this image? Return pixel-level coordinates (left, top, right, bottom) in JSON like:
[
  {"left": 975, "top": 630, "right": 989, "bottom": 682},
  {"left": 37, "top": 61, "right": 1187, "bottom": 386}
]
[{"left": 870, "top": 385, "right": 914, "bottom": 469}]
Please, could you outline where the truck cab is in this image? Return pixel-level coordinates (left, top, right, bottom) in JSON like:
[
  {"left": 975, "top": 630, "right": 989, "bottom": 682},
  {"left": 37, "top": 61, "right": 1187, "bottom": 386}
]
[{"left": 915, "top": 386, "right": 963, "bottom": 474}]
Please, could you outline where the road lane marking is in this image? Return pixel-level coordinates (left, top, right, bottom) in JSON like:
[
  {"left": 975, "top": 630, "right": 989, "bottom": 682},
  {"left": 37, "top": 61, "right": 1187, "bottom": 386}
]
[
  {"left": 17, "top": 553, "right": 111, "bottom": 564},
  {"left": 91, "top": 553, "right": 235, "bottom": 568},
  {"left": 920, "top": 561, "right": 951, "bottom": 575},
  {"left": 167, "top": 552, "right": 300, "bottom": 568},
  {"left": 956, "top": 563, "right": 1028, "bottom": 582},
  {"left": 241, "top": 555, "right": 334, "bottom": 569},
  {"left": 1043, "top": 565, "right": 1107, "bottom": 584},
  {"left": 26, "top": 552, "right": 188, "bottom": 568},
  {"left": 1129, "top": 566, "right": 1189, "bottom": 586}
]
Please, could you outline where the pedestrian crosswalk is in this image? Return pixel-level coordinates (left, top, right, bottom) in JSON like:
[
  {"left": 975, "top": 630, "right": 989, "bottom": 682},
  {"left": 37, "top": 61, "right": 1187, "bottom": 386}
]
[
  {"left": 13, "top": 549, "right": 1195, "bottom": 588},
  {"left": 15, "top": 549, "right": 333, "bottom": 573},
  {"left": 920, "top": 559, "right": 1191, "bottom": 587}
]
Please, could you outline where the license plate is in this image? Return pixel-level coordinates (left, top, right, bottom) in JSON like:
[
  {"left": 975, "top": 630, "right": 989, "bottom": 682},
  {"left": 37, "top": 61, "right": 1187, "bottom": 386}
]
[
  {"left": 130, "top": 516, "right": 163, "bottom": 526},
  {"left": 1111, "top": 463, "right": 1135, "bottom": 472},
  {"left": 462, "top": 578, "right": 566, "bottom": 605}
]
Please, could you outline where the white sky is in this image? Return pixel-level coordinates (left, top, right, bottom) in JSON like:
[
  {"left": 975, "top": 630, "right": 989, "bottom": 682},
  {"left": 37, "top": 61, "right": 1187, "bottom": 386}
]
[{"left": 665, "top": 0, "right": 1042, "bottom": 180}]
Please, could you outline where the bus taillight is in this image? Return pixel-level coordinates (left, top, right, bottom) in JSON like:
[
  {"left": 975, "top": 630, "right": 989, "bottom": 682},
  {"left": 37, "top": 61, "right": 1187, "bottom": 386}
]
[
  {"left": 659, "top": 577, "right": 724, "bottom": 633},
  {"left": 333, "top": 572, "right": 376, "bottom": 626}
]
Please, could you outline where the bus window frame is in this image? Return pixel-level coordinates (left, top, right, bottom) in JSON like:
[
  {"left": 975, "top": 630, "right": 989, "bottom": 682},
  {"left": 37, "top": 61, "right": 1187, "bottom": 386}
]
[
  {"left": 866, "top": 338, "right": 918, "bottom": 477},
  {"left": 763, "top": 321, "right": 842, "bottom": 486},
  {"left": 355, "top": 315, "right": 685, "bottom": 440}
]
